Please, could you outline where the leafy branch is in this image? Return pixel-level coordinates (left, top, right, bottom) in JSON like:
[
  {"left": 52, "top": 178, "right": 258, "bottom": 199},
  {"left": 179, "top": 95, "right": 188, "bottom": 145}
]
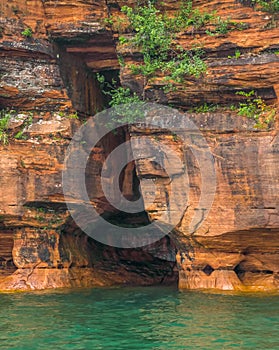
[
  {"left": 236, "top": 90, "right": 276, "bottom": 128},
  {"left": 252, "top": 0, "right": 279, "bottom": 13}
]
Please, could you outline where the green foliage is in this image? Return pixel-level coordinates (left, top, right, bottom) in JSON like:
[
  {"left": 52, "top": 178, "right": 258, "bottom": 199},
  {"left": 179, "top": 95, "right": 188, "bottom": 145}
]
[
  {"left": 120, "top": 2, "right": 247, "bottom": 83},
  {"left": 228, "top": 49, "right": 241, "bottom": 59},
  {"left": 25, "top": 206, "right": 65, "bottom": 228},
  {"left": 252, "top": 0, "right": 279, "bottom": 13},
  {"left": 205, "top": 17, "right": 246, "bottom": 36},
  {"left": 97, "top": 73, "right": 141, "bottom": 107},
  {"left": 14, "top": 112, "right": 33, "bottom": 140},
  {"left": 0, "top": 110, "right": 33, "bottom": 143},
  {"left": 121, "top": 4, "right": 172, "bottom": 62},
  {"left": 172, "top": 133, "right": 179, "bottom": 142},
  {"left": 108, "top": 87, "right": 141, "bottom": 107},
  {"left": 96, "top": 73, "right": 106, "bottom": 85},
  {"left": 236, "top": 90, "right": 276, "bottom": 128},
  {"left": 57, "top": 110, "right": 79, "bottom": 120},
  {"left": 168, "top": 0, "right": 193, "bottom": 30},
  {"left": 96, "top": 73, "right": 142, "bottom": 123},
  {"left": 21, "top": 27, "right": 32, "bottom": 38},
  {"left": 121, "top": 3, "right": 207, "bottom": 84},
  {"left": 98, "top": 2, "right": 251, "bottom": 124},
  {"left": 173, "top": 6, "right": 215, "bottom": 30},
  {"left": 103, "top": 16, "right": 129, "bottom": 33},
  {"left": 58, "top": 111, "right": 65, "bottom": 117},
  {"left": 0, "top": 110, "right": 11, "bottom": 145},
  {"left": 118, "top": 36, "right": 128, "bottom": 45},
  {"left": 190, "top": 103, "right": 219, "bottom": 113},
  {"left": 67, "top": 112, "right": 79, "bottom": 119},
  {"left": 165, "top": 2, "right": 237, "bottom": 34},
  {"left": 14, "top": 130, "right": 25, "bottom": 140},
  {"left": 230, "top": 104, "right": 238, "bottom": 111},
  {"left": 163, "top": 50, "right": 206, "bottom": 82},
  {"left": 211, "top": 16, "right": 231, "bottom": 35},
  {"left": 98, "top": 1, "right": 250, "bottom": 116}
]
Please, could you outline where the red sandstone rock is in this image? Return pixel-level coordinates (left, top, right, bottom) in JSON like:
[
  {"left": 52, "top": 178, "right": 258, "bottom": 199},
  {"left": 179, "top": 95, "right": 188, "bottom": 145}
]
[{"left": 0, "top": 0, "right": 278, "bottom": 291}]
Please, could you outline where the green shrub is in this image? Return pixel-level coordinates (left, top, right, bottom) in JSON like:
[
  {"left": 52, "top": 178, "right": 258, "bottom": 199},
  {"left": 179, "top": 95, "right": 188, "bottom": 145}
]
[
  {"left": 177, "top": 8, "right": 215, "bottom": 29},
  {"left": 67, "top": 112, "right": 79, "bottom": 119},
  {"left": 190, "top": 103, "right": 219, "bottom": 113},
  {"left": 14, "top": 130, "right": 27, "bottom": 140},
  {"left": 98, "top": 1, "right": 250, "bottom": 123},
  {"left": 96, "top": 73, "right": 142, "bottom": 122},
  {"left": 14, "top": 113, "right": 33, "bottom": 139},
  {"left": 228, "top": 49, "right": 241, "bottom": 59},
  {"left": 121, "top": 3, "right": 207, "bottom": 84},
  {"left": 252, "top": 0, "right": 279, "bottom": 13},
  {"left": 0, "top": 111, "right": 11, "bottom": 145},
  {"left": 21, "top": 27, "right": 32, "bottom": 38},
  {"left": 97, "top": 73, "right": 140, "bottom": 107},
  {"left": 205, "top": 17, "right": 245, "bottom": 36},
  {"left": 121, "top": 4, "right": 172, "bottom": 61},
  {"left": 108, "top": 87, "right": 141, "bottom": 107},
  {"left": 236, "top": 90, "right": 276, "bottom": 128},
  {"left": 0, "top": 110, "right": 33, "bottom": 143}
]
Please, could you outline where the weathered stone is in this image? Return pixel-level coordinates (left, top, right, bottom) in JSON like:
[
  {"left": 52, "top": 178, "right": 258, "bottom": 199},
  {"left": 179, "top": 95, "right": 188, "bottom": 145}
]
[
  {"left": 131, "top": 112, "right": 279, "bottom": 291},
  {"left": 179, "top": 270, "right": 243, "bottom": 291},
  {"left": 0, "top": 0, "right": 278, "bottom": 291}
]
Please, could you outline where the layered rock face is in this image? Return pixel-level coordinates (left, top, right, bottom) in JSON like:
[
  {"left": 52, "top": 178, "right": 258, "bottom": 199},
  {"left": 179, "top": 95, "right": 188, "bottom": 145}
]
[
  {"left": 131, "top": 114, "right": 279, "bottom": 291},
  {"left": 0, "top": 0, "right": 278, "bottom": 291}
]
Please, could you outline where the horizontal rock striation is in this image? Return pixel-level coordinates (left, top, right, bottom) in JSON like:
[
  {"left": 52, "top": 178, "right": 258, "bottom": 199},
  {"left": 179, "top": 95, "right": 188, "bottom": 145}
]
[{"left": 0, "top": 0, "right": 278, "bottom": 291}]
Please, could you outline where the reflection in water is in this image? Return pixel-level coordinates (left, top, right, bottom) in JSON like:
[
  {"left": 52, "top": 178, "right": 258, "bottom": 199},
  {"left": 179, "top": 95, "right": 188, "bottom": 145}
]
[{"left": 0, "top": 287, "right": 279, "bottom": 349}]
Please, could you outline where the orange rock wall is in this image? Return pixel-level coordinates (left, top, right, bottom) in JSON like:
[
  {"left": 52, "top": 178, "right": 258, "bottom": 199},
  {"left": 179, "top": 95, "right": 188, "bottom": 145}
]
[{"left": 0, "top": 0, "right": 278, "bottom": 291}]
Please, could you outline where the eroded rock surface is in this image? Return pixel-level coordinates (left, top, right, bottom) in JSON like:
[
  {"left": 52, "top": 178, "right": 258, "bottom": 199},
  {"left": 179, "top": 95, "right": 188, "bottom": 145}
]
[
  {"left": 131, "top": 113, "right": 279, "bottom": 291},
  {"left": 0, "top": 0, "right": 278, "bottom": 291}
]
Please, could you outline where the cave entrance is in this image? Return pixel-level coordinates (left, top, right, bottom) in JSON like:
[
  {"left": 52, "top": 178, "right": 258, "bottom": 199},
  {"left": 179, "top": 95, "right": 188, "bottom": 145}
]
[
  {"left": 54, "top": 32, "right": 149, "bottom": 228},
  {"left": 54, "top": 33, "right": 179, "bottom": 285},
  {"left": 0, "top": 229, "right": 16, "bottom": 277},
  {"left": 53, "top": 33, "right": 120, "bottom": 117}
]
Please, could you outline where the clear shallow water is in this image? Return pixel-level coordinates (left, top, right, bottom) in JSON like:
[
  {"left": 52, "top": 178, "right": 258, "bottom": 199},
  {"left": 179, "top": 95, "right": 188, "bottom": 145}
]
[{"left": 0, "top": 287, "right": 279, "bottom": 350}]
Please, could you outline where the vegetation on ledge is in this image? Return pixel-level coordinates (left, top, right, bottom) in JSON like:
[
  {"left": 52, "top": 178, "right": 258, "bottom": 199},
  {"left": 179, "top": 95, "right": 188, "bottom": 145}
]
[
  {"left": 101, "top": 0, "right": 249, "bottom": 108},
  {"left": 95, "top": 0, "right": 278, "bottom": 127},
  {"left": 252, "top": 0, "right": 279, "bottom": 13}
]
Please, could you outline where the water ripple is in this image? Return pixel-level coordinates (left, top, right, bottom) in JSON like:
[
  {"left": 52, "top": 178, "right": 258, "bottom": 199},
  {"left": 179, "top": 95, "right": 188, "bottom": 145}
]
[{"left": 0, "top": 287, "right": 279, "bottom": 349}]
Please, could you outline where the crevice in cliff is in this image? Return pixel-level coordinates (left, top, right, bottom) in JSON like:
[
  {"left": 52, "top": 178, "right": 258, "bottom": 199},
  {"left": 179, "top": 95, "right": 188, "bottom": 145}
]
[
  {"left": 202, "top": 264, "right": 214, "bottom": 276},
  {"left": 234, "top": 260, "right": 275, "bottom": 283},
  {"left": 49, "top": 33, "right": 179, "bottom": 287},
  {"left": 53, "top": 43, "right": 105, "bottom": 116},
  {"left": 59, "top": 218, "right": 178, "bottom": 286},
  {"left": 0, "top": 229, "right": 16, "bottom": 277}
]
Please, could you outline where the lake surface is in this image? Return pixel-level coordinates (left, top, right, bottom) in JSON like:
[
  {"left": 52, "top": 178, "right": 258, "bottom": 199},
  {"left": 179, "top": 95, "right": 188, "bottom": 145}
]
[{"left": 0, "top": 287, "right": 279, "bottom": 349}]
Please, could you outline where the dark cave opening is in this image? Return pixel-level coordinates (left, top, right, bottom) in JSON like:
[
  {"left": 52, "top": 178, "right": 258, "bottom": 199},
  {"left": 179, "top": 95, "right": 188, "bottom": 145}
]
[
  {"left": 54, "top": 35, "right": 179, "bottom": 286},
  {"left": 0, "top": 229, "right": 16, "bottom": 277}
]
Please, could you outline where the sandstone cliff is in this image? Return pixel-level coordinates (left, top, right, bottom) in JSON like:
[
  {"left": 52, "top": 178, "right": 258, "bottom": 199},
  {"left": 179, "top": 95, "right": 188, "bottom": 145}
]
[{"left": 0, "top": 0, "right": 278, "bottom": 291}]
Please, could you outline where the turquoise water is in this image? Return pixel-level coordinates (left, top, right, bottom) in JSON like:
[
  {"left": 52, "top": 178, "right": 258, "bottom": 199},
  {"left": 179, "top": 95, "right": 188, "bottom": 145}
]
[{"left": 0, "top": 287, "right": 279, "bottom": 349}]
